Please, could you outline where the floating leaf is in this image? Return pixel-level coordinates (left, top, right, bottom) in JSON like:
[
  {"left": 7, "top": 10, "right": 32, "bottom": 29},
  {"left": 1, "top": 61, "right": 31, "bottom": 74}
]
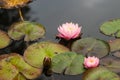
[
  {"left": 0, "top": 54, "right": 19, "bottom": 80},
  {"left": 0, "top": 0, "right": 32, "bottom": 9},
  {"left": 24, "top": 41, "right": 69, "bottom": 68},
  {"left": 83, "top": 67, "right": 120, "bottom": 80},
  {"left": 100, "top": 56, "right": 120, "bottom": 73},
  {"left": 71, "top": 37, "right": 109, "bottom": 58},
  {"left": 0, "top": 30, "right": 11, "bottom": 49},
  {"left": 7, "top": 53, "right": 42, "bottom": 79},
  {"left": 108, "top": 39, "right": 120, "bottom": 52},
  {"left": 52, "top": 52, "right": 85, "bottom": 75},
  {"left": 100, "top": 19, "right": 120, "bottom": 37},
  {"left": 13, "top": 74, "right": 26, "bottom": 80},
  {"left": 111, "top": 51, "right": 120, "bottom": 58},
  {"left": 8, "top": 21, "right": 46, "bottom": 41}
]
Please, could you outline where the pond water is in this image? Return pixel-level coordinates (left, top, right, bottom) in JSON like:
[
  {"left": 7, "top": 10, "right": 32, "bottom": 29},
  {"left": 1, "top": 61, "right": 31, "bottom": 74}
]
[{"left": 0, "top": 0, "right": 120, "bottom": 80}]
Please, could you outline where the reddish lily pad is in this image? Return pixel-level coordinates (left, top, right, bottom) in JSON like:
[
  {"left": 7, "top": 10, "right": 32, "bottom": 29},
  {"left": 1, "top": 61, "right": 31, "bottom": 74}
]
[
  {"left": 0, "top": 54, "right": 19, "bottom": 80},
  {"left": 83, "top": 67, "right": 120, "bottom": 80},
  {"left": 100, "top": 19, "right": 120, "bottom": 37},
  {"left": 111, "top": 51, "right": 120, "bottom": 58},
  {"left": 108, "top": 39, "right": 120, "bottom": 52},
  {"left": 8, "top": 21, "right": 45, "bottom": 41},
  {"left": 71, "top": 37, "right": 109, "bottom": 58},
  {"left": 24, "top": 41, "right": 69, "bottom": 68},
  {"left": 52, "top": 52, "right": 85, "bottom": 75},
  {"left": 0, "top": 30, "right": 11, "bottom": 49},
  {"left": 100, "top": 56, "right": 120, "bottom": 73},
  {"left": 7, "top": 53, "right": 42, "bottom": 79}
]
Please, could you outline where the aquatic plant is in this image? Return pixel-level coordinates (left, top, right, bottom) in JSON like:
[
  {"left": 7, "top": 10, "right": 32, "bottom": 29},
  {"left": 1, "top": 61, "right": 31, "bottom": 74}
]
[
  {"left": 0, "top": 0, "right": 120, "bottom": 80},
  {"left": 57, "top": 22, "right": 82, "bottom": 40},
  {"left": 84, "top": 56, "right": 99, "bottom": 69}
]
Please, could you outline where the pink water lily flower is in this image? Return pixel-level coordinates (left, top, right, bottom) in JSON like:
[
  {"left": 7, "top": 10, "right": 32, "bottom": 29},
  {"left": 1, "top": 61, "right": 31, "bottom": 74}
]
[
  {"left": 84, "top": 56, "right": 99, "bottom": 69},
  {"left": 57, "top": 22, "right": 82, "bottom": 40}
]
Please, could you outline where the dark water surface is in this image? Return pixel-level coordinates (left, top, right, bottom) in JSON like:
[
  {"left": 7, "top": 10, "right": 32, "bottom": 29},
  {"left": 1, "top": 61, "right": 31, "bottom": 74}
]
[{"left": 0, "top": 0, "right": 120, "bottom": 80}]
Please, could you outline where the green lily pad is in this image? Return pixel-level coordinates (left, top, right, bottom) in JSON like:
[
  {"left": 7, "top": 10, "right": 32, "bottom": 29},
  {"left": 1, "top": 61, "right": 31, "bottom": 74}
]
[
  {"left": 7, "top": 53, "right": 42, "bottom": 79},
  {"left": 83, "top": 67, "right": 120, "bottom": 80},
  {"left": 0, "top": 54, "right": 19, "bottom": 80},
  {"left": 108, "top": 39, "right": 120, "bottom": 52},
  {"left": 0, "top": 30, "right": 11, "bottom": 49},
  {"left": 24, "top": 41, "right": 69, "bottom": 68},
  {"left": 100, "top": 56, "right": 120, "bottom": 73},
  {"left": 71, "top": 37, "right": 109, "bottom": 58},
  {"left": 52, "top": 52, "right": 85, "bottom": 75},
  {"left": 100, "top": 19, "right": 120, "bottom": 37},
  {"left": 8, "top": 21, "right": 45, "bottom": 41},
  {"left": 13, "top": 74, "right": 26, "bottom": 80}
]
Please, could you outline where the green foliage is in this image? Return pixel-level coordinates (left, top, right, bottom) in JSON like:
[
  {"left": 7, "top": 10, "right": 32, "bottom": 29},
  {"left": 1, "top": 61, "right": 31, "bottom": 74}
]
[
  {"left": 13, "top": 74, "right": 27, "bottom": 80},
  {"left": 8, "top": 53, "right": 42, "bottom": 79},
  {"left": 0, "top": 30, "right": 11, "bottom": 49},
  {"left": 24, "top": 41, "right": 70, "bottom": 68},
  {"left": 8, "top": 21, "right": 46, "bottom": 41},
  {"left": 52, "top": 52, "right": 85, "bottom": 75},
  {"left": 100, "top": 19, "right": 120, "bottom": 37},
  {"left": 71, "top": 37, "right": 109, "bottom": 58},
  {"left": 83, "top": 67, "right": 120, "bottom": 80},
  {"left": 0, "top": 54, "right": 19, "bottom": 80}
]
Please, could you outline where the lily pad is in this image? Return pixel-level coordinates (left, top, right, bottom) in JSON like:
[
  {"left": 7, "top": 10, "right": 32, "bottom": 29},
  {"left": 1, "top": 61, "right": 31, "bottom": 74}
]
[
  {"left": 0, "top": 54, "right": 19, "bottom": 80},
  {"left": 83, "top": 67, "right": 120, "bottom": 80},
  {"left": 52, "top": 52, "right": 85, "bottom": 75},
  {"left": 0, "top": 0, "right": 32, "bottom": 9},
  {"left": 8, "top": 21, "right": 45, "bottom": 41},
  {"left": 13, "top": 74, "right": 26, "bottom": 80},
  {"left": 108, "top": 39, "right": 120, "bottom": 52},
  {"left": 24, "top": 41, "right": 69, "bottom": 68},
  {"left": 100, "top": 19, "right": 120, "bottom": 37},
  {"left": 111, "top": 51, "right": 120, "bottom": 58},
  {"left": 71, "top": 37, "right": 109, "bottom": 58},
  {"left": 0, "top": 30, "right": 11, "bottom": 49},
  {"left": 100, "top": 56, "right": 120, "bottom": 73},
  {"left": 7, "top": 53, "right": 42, "bottom": 79}
]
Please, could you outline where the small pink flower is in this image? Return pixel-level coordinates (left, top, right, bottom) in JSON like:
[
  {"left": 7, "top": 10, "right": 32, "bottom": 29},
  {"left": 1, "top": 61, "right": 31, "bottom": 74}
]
[
  {"left": 84, "top": 56, "right": 99, "bottom": 69},
  {"left": 57, "top": 22, "right": 82, "bottom": 40}
]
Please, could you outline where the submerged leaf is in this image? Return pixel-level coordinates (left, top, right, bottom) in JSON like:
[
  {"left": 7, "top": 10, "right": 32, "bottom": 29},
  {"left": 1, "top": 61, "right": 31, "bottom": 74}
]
[
  {"left": 71, "top": 37, "right": 109, "bottom": 58},
  {"left": 100, "top": 19, "right": 120, "bottom": 37},
  {"left": 83, "top": 67, "right": 120, "bottom": 80},
  {"left": 0, "top": 30, "right": 11, "bottom": 49},
  {"left": 24, "top": 41, "right": 69, "bottom": 68},
  {"left": 100, "top": 56, "right": 120, "bottom": 73},
  {"left": 52, "top": 52, "right": 85, "bottom": 75},
  {"left": 8, "top": 21, "right": 46, "bottom": 41},
  {"left": 0, "top": 0, "right": 32, "bottom": 9}
]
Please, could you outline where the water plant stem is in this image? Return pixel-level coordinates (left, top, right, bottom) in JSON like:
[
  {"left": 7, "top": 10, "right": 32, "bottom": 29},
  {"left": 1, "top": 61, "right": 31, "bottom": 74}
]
[{"left": 18, "top": 8, "right": 24, "bottom": 21}]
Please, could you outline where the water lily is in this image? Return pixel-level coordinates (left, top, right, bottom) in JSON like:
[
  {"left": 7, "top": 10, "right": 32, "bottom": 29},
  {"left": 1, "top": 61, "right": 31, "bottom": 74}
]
[
  {"left": 84, "top": 56, "right": 99, "bottom": 69},
  {"left": 57, "top": 22, "right": 82, "bottom": 40}
]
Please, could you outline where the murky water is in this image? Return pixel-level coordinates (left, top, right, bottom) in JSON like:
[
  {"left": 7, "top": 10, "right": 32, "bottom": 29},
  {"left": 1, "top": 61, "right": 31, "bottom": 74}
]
[
  {"left": 28, "top": 0, "right": 120, "bottom": 41},
  {"left": 0, "top": 0, "right": 120, "bottom": 80}
]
